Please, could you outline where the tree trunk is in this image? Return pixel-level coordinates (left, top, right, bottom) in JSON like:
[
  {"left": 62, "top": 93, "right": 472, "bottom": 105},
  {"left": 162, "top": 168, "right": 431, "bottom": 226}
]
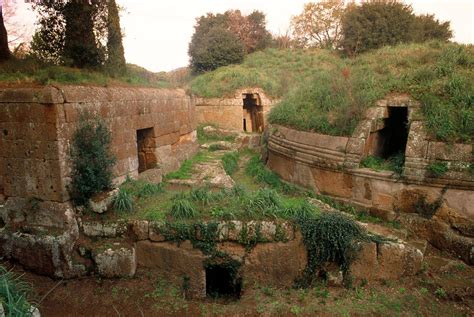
[{"left": 0, "top": 6, "right": 11, "bottom": 61}]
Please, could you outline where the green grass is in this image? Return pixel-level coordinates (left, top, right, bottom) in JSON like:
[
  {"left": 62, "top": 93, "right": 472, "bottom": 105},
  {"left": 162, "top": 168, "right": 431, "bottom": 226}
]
[
  {"left": 112, "top": 189, "right": 134, "bottom": 212},
  {"left": 360, "top": 153, "right": 405, "bottom": 174},
  {"left": 0, "top": 265, "right": 35, "bottom": 316},
  {"left": 427, "top": 161, "right": 449, "bottom": 177},
  {"left": 222, "top": 152, "right": 240, "bottom": 175},
  {"left": 191, "top": 42, "right": 473, "bottom": 143},
  {"left": 197, "top": 125, "right": 236, "bottom": 144},
  {"left": 0, "top": 58, "right": 172, "bottom": 88},
  {"left": 164, "top": 152, "right": 211, "bottom": 180}
]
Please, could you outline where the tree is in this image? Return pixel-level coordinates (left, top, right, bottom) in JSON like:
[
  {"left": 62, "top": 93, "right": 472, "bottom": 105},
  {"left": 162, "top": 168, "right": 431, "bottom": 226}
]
[
  {"left": 340, "top": 0, "right": 452, "bottom": 56},
  {"left": 291, "top": 0, "right": 345, "bottom": 49},
  {"left": 62, "top": 2, "right": 103, "bottom": 68},
  {"left": 188, "top": 10, "right": 271, "bottom": 73},
  {"left": 226, "top": 10, "right": 272, "bottom": 53},
  {"left": 189, "top": 27, "right": 245, "bottom": 73},
  {"left": 105, "top": 0, "right": 126, "bottom": 76},
  {"left": 411, "top": 14, "right": 452, "bottom": 43},
  {"left": 0, "top": 5, "right": 11, "bottom": 61},
  {"left": 30, "top": 0, "right": 107, "bottom": 68},
  {"left": 340, "top": 0, "right": 415, "bottom": 55}
]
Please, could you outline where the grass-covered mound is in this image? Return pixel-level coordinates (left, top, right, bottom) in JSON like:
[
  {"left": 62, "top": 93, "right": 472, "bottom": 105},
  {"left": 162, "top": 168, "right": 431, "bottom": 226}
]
[
  {"left": 0, "top": 59, "right": 172, "bottom": 88},
  {"left": 191, "top": 42, "right": 473, "bottom": 143}
]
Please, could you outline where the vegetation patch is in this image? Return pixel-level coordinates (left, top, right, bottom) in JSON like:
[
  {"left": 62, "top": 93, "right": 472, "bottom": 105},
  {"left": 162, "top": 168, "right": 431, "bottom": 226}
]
[
  {"left": 296, "top": 212, "right": 369, "bottom": 288},
  {"left": 222, "top": 152, "right": 240, "bottom": 175},
  {"left": 164, "top": 152, "right": 211, "bottom": 180},
  {"left": 70, "top": 113, "right": 116, "bottom": 206},
  {"left": 427, "top": 161, "right": 449, "bottom": 177},
  {"left": 197, "top": 125, "right": 236, "bottom": 144},
  {"left": 192, "top": 42, "right": 473, "bottom": 143},
  {"left": 0, "top": 266, "right": 35, "bottom": 316},
  {"left": 360, "top": 153, "right": 405, "bottom": 174}
]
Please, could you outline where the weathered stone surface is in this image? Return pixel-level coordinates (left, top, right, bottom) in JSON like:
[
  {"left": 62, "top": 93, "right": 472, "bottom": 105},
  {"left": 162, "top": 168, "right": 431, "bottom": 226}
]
[
  {"left": 168, "top": 160, "right": 234, "bottom": 189},
  {"left": 89, "top": 189, "right": 118, "bottom": 214},
  {"left": 216, "top": 242, "right": 246, "bottom": 261},
  {"left": 130, "top": 220, "right": 149, "bottom": 241},
  {"left": 82, "top": 221, "right": 127, "bottom": 238},
  {"left": 1, "top": 86, "right": 198, "bottom": 203},
  {"left": 93, "top": 246, "right": 136, "bottom": 278},
  {"left": 351, "top": 240, "right": 423, "bottom": 281},
  {"left": 136, "top": 240, "right": 206, "bottom": 298},
  {"left": 243, "top": 233, "right": 307, "bottom": 289},
  {"left": 148, "top": 221, "right": 166, "bottom": 242},
  {"left": 200, "top": 141, "right": 235, "bottom": 151}
]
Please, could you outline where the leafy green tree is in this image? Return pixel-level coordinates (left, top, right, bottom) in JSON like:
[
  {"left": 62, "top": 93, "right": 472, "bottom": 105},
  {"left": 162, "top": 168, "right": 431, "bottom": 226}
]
[
  {"left": 0, "top": 5, "right": 11, "bottom": 61},
  {"left": 340, "top": 0, "right": 452, "bottom": 56},
  {"left": 70, "top": 114, "right": 116, "bottom": 206},
  {"left": 341, "top": 0, "right": 414, "bottom": 55},
  {"left": 190, "top": 26, "right": 245, "bottom": 73},
  {"left": 62, "top": 2, "right": 104, "bottom": 68},
  {"left": 106, "top": 0, "right": 126, "bottom": 76},
  {"left": 30, "top": 0, "right": 107, "bottom": 68},
  {"left": 411, "top": 14, "right": 452, "bottom": 43},
  {"left": 188, "top": 10, "right": 271, "bottom": 73}
]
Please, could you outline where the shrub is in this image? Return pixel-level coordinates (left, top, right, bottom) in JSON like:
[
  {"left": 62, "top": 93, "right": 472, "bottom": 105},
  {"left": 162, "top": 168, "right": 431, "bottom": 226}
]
[
  {"left": 427, "top": 161, "right": 449, "bottom": 177},
  {"left": 113, "top": 189, "right": 134, "bottom": 212},
  {"left": 0, "top": 266, "right": 34, "bottom": 316},
  {"left": 169, "top": 198, "right": 197, "bottom": 219},
  {"left": 222, "top": 152, "right": 240, "bottom": 175},
  {"left": 70, "top": 114, "right": 116, "bottom": 206},
  {"left": 296, "top": 212, "right": 367, "bottom": 287}
]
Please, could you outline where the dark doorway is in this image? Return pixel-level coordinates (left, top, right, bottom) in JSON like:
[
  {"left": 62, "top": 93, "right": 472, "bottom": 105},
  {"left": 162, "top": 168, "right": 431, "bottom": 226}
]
[
  {"left": 136, "top": 128, "right": 157, "bottom": 173},
  {"left": 379, "top": 107, "right": 409, "bottom": 159},
  {"left": 243, "top": 94, "right": 264, "bottom": 133},
  {"left": 206, "top": 264, "right": 242, "bottom": 299}
]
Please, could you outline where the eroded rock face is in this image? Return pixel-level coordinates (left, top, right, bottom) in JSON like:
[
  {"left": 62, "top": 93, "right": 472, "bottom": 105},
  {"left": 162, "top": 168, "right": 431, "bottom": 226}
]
[
  {"left": 93, "top": 246, "right": 136, "bottom": 278},
  {"left": 136, "top": 240, "right": 206, "bottom": 299},
  {"left": 242, "top": 232, "right": 307, "bottom": 289},
  {"left": 89, "top": 189, "right": 119, "bottom": 214}
]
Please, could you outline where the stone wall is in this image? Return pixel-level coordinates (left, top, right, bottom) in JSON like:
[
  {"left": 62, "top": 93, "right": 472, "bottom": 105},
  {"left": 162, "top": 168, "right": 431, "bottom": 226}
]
[
  {"left": 0, "top": 85, "right": 198, "bottom": 203},
  {"left": 0, "top": 85, "right": 199, "bottom": 278},
  {"left": 194, "top": 88, "right": 279, "bottom": 132},
  {"left": 266, "top": 95, "right": 473, "bottom": 263}
]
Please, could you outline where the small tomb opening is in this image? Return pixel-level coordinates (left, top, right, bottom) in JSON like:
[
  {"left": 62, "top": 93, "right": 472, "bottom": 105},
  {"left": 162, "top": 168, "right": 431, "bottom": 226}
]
[
  {"left": 205, "top": 264, "right": 242, "bottom": 299},
  {"left": 136, "top": 127, "right": 157, "bottom": 173},
  {"left": 243, "top": 93, "right": 264, "bottom": 133},
  {"left": 366, "top": 106, "right": 409, "bottom": 160}
]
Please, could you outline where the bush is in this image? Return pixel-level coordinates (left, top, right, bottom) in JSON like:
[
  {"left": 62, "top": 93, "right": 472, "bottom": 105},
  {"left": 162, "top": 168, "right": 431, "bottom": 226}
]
[{"left": 70, "top": 114, "right": 116, "bottom": 206}]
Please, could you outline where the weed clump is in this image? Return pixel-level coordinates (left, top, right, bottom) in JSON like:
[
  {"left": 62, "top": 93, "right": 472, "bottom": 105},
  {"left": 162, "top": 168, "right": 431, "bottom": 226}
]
[
  {"left": 0, "top": 266, "right": 35, "bottom": 316},
  {"left": 169, "top": 198, "right": 197, "bottom": 219},
  {"left": 427, "top": 161, "right": 449, "bottom": 177},
  {"left": 113, "top": 189, "right": 134, "bottom": 212},
  {"left": 222, "top": 152, "right": 240, "bottom": 175}
]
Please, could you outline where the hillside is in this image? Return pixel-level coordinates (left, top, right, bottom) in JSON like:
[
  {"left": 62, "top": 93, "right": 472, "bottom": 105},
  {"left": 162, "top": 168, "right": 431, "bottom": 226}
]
[{"left": 191, "top": 42, "right": 474, "bottom": 143}]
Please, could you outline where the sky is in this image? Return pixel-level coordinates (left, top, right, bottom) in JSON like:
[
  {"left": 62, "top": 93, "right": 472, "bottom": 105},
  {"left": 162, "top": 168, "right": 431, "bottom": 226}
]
[{"left": 8, "top": 0, "right": 474, "bottom": 72}]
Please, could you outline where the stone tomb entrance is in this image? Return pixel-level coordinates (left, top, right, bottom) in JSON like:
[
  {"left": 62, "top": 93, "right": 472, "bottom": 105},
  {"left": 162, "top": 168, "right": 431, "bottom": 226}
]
[
  {"left": 205, "top": 263, "right": 242, "bottom": 299},
  {"left": 243, "top": 93, "right": 264, "bottom": 133},
  {"left": 136, "top": 128, "right": 157, "bottom": 173},
  {"left": 366, "top": 106, "right": 409, "bottom": 159}
]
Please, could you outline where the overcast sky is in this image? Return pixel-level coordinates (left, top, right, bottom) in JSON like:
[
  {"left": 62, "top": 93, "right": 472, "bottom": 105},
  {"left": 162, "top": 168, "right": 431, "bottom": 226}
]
[{"left": 9, "top": 0, "right": 474, "bottom": 72}]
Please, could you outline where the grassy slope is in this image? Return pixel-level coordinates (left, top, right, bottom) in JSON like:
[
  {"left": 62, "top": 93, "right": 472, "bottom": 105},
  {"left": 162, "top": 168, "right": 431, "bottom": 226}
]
[
  {"left": 0, "top": 59, "right": 172, "bottom": 88},
  {"left": 191, "top": 42, "right": 474, "bottom": 143}
]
